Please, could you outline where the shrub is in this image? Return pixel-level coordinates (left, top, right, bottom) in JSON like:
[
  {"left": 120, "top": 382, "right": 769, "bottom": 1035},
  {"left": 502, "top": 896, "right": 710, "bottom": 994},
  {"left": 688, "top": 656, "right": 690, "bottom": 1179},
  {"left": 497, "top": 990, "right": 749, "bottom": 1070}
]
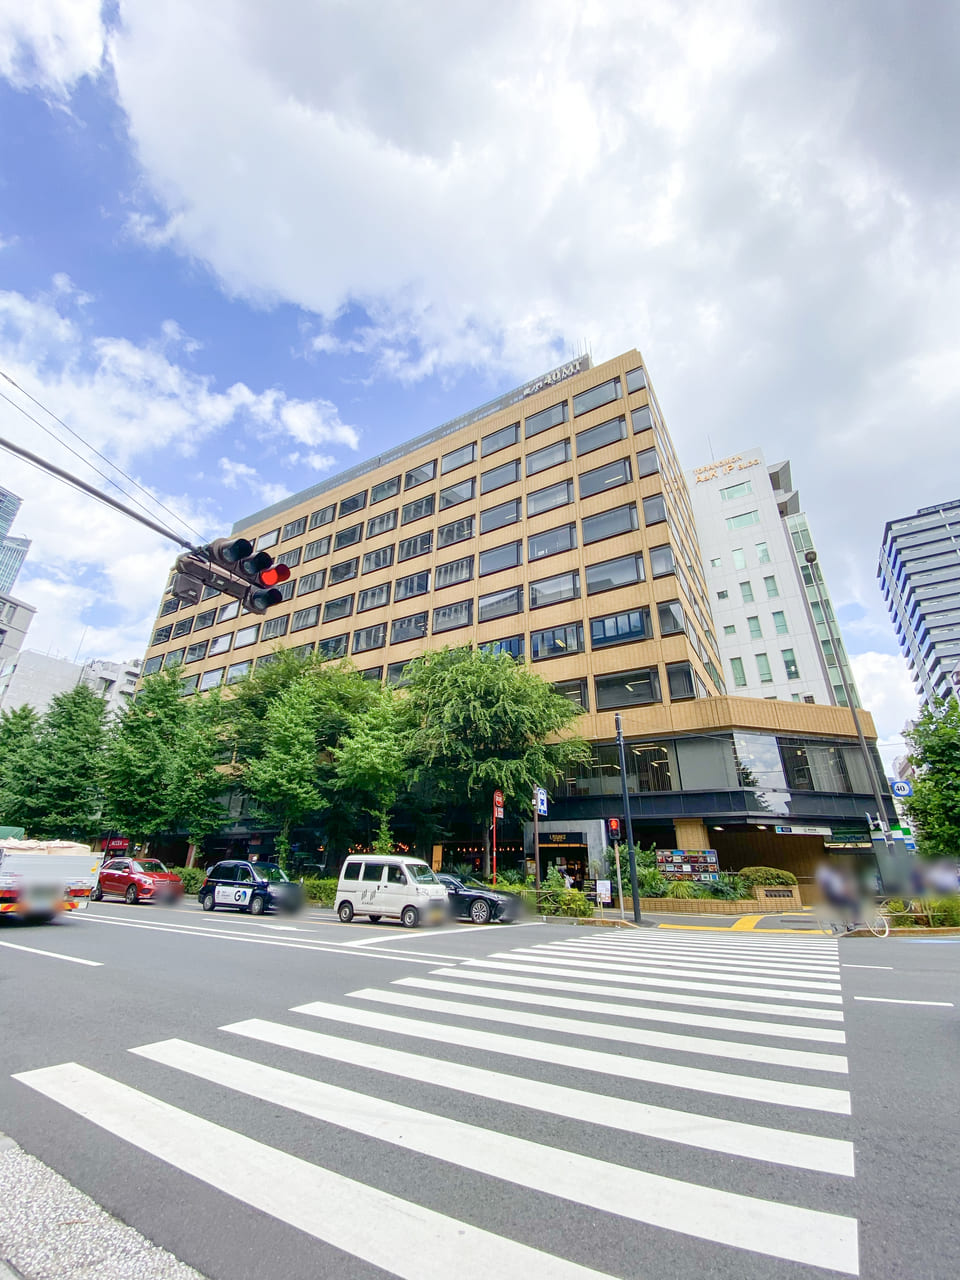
[
  {"left": 924, "top": 895, "right": 960, "bottom": 928},
  {"left": 555, "top": 888, "right": 593, "bottom": 917},
  {"left": 882, "top": 897, "right": 917, "bottom": 928},
  {"left": 665, "top": 880, "right": 706, "bottom": 899},
  {"left": 452, "top": 862, "right": 476, "bottom": 880},
  {"left": 737, "top": 866, "right": 798, "bottom": 889},
  {"left": 637, "top": 869, "right": 667, "bottom": 897},
  {"left": 167, "top": 867, "right": 205, "bottom": 895},
  {"left": 492, "top": 868, "right": 525, "bottom": 887},
  {"left": 301, "top": 876, "right": 339, "bottom": 906},
  {"left": 706, "top": 872, "right": 749, "bottom": 900}
]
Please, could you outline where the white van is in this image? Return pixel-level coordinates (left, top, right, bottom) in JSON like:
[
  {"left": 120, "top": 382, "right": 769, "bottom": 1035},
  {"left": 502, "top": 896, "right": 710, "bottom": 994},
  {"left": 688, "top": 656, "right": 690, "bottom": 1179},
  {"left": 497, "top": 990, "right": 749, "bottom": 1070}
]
[{"left": 335, "top": 854, "right": 449, "bottom": 928}]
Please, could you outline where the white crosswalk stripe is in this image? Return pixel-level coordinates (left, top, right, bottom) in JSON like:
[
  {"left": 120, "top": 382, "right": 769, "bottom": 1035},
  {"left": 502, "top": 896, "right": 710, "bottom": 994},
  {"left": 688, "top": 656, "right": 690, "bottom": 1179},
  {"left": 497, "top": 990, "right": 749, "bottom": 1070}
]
[{"left": 13, "top": 927, "right": 860, "bottom": 1277}]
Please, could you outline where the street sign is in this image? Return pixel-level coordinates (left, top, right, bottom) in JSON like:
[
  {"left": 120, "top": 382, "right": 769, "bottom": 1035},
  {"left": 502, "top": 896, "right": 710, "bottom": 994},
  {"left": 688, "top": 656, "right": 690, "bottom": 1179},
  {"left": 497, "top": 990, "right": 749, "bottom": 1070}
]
[
  {"left": 596, "top": 879, "right": 612, "bottom": 904},
  {"left": 890, "top": 779, "right": 913, "bottom": 798},
  {"left": 775, "top": 825, "right": 832, "bottom": 837},
  {"left": 535, "top": 787, "right": 548, "bottom": 816},
  {"left": 494, "top": 806, "right": 504, "bottom": 819},
  {"left": 493, "top": 789, "right": 504, "bottom": 807}
]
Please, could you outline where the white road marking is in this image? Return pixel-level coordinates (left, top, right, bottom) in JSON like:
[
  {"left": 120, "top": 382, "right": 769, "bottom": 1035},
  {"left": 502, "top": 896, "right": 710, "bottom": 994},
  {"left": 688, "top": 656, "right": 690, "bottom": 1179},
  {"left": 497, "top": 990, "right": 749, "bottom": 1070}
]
[
  {"left": 224, "top": 1018, "right": 854, "bottom": 1174},
  {"left": 534, "top": 943, "right": 839, "bottom": 981},
  {"left": 133, "top": 1038, "right": 857, "bottom": 1274},
  {"left": 291, "top": 1000, "right": 852, "bottom": 1113},
  {"left": 427, "top": 965, "right": 846, "bottom": 1021},
  {"left": 14, "top": 1063, "right": 612, "bottom": 1280},
  {"left": 556, "top": 938, "right": 842, "bottom": 964},
  {"left": 842, "top": 965, "right": 894, "bottom": 970},
  {"left": 502, "top": 948, "right": 841, "bottom": 991},
  {"left": 350, "top": 987, "right": 848, "bottom": 1073},
  {"left": 853, "top": 996, "right": 954, "bottom": 1007},
  {"left": 0, "top": 940, "right": 102, "bottom": 967},
  {"left": 394, "top": 976, "right": 847, "bottom": 1043},
  {"left": 461, "top": 957, "right": 844, "bottom": 1005}
]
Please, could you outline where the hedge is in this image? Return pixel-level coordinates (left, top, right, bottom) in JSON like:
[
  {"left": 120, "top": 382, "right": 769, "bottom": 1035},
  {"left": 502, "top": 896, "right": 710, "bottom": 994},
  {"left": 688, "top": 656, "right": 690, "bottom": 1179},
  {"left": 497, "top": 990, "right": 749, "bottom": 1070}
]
[{"left": 736, "top": 866, "right": 798, "bottom": 889}]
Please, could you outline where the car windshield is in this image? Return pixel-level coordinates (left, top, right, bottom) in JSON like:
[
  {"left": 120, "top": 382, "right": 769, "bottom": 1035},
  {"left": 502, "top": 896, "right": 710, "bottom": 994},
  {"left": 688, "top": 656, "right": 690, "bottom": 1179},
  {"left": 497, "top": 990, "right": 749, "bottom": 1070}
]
[
  {"left": 134, "top": 860, "right": 167, "bottom": 874},
  {"left": 461, "top": 876, "right": 490, "bottom": 891},
  {"left": 253, "top": 864, "right": 289, "bottom": 883},
  {"left": 406, "top": 862, "right": 439, "bottom": 884}
]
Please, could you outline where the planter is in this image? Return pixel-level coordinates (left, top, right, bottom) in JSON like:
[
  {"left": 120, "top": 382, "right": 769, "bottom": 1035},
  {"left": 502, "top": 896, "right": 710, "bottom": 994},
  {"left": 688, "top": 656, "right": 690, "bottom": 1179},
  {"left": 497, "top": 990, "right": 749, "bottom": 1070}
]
[{"left": 624, "top": 897, "right": 764, "bottom": 915}]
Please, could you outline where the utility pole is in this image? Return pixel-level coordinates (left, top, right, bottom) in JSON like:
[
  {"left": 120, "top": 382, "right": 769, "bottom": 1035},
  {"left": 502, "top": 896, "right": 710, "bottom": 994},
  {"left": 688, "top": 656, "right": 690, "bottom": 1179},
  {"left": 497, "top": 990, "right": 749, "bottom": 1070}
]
[{"left": 614, "top": 712, "right": 641, "bottom": 923}]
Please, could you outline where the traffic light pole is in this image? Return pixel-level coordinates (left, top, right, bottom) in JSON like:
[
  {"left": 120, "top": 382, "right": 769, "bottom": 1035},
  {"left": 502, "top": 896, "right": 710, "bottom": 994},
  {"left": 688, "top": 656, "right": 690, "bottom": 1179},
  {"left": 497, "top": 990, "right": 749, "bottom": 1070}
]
[{"left": 615, "top": 712, "right": 642, "bottom": 923}]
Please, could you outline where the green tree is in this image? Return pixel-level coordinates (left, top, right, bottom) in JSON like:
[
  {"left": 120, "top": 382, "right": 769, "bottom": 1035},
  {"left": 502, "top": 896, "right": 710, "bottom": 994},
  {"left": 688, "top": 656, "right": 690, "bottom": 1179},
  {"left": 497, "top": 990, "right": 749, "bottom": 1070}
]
[
  {"left": 904, "top": 697, "right": 960, "bottom": 857},
  {"left": 0, "top": 704, "right": 42, "bottom": 833},
  {"left": 30, "top": 684, "right": 108, "bottom": 842},
  {"left": 221, "top": 645, "right": 324, "bottom": 765},
  {"left": 333, "top": 687, "right": 409, "bottom": 852}
]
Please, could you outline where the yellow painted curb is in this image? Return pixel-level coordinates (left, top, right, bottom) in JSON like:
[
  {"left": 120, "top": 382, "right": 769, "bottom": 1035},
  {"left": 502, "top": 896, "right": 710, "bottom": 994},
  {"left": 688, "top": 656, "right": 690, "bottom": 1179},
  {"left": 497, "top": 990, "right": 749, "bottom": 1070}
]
[
  {"left": 656, "top": 922, "right": 831, "bottom": 935},
  {"left": 729, "top": 915, "right": 767, "bottom": 931}
]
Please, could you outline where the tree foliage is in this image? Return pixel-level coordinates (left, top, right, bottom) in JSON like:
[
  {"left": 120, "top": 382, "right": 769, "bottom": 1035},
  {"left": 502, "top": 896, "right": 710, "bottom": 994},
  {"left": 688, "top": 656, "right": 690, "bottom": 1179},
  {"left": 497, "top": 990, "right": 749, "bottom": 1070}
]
[
  {"left": 0, "top": 704, "right": 42, "bottom": 833},
  {"left": 904, "top": 697, "right": 960, "bottom": 858},
  {"left": 30, "top": 684, "right": 107, "bottom": 841}
]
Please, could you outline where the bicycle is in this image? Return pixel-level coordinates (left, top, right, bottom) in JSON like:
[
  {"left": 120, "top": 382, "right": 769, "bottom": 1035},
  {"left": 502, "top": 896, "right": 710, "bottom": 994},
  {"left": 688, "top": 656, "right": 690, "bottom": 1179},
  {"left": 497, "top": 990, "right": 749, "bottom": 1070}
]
[{"left": 819, "top": 907, "right": 889, "bottom": 938}]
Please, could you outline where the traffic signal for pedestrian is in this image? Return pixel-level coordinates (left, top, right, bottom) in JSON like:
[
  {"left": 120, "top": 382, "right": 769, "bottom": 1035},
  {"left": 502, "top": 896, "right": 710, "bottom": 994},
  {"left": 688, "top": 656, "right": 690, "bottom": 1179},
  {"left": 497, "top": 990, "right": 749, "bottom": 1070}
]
[{"left": 606, "top": 817, "right": 622, "bottom": 843}]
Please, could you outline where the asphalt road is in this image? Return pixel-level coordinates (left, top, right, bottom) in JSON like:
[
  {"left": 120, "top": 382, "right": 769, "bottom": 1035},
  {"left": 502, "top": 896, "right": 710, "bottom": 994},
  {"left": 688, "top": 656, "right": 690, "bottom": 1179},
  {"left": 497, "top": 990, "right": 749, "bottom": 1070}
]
[{"left": 1, "top": 899, "right": 957, "bottom": 1279}]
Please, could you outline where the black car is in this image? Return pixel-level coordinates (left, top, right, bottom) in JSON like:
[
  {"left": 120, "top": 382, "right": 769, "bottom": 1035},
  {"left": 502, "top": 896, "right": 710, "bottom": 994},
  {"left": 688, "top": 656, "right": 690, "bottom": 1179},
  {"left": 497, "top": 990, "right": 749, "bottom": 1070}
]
[
  {"left": 436, "top": 874, "right": 520, "bottom": 924},
  {"left": 198, "top": 861, "right": 302, "bottom": 916}
]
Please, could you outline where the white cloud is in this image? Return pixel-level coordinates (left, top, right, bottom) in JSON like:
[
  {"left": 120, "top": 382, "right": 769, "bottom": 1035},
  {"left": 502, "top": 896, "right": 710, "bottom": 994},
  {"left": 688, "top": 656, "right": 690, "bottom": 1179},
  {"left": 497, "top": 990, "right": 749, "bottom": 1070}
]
[
  {"left": 218, "top": 457, "right": 289, "bottom": 506},
  {"left": 850, "top": 651, "right": 920, "bottom": 773},
  {"left": 0, "top": 0, "right": 106, "bottom": 93}
]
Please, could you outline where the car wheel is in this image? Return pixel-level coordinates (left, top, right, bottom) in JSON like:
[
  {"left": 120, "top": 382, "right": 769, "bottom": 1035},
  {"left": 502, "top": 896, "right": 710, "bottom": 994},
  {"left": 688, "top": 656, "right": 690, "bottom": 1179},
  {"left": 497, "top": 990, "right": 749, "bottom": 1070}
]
[
  {"left": 401, "top": 905, "right": 420, "bottom": 929},
  {"left": 89, "top": 883, "right": 102, "bottom": 902},
  {"left": 338, "top": 901, "right": 355, "bottom": 923},
  {"left": 368, "top": 914, "right": 382, "bottom": 923},
  {"left": 125, "top": 884, "right": 139, "bottom": 905},
  {"left": 249, "top": 895, "right": 266, "bottom": 916},
  {"left": 201, "top": 892, "right": 216, "bottom": 912},
  {"left": 470, "top": 898, "right": 491, "bottom": 925}
]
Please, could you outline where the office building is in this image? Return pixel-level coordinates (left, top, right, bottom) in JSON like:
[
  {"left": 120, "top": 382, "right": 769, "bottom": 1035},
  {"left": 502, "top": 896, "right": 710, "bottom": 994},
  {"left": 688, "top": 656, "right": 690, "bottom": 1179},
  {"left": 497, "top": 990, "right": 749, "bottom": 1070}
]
[
  {"left": 0, "top": 593, "right": 36, "bottom": 692},
  {"left": 142, "top": 350, "right": 892, "bottom": 878},
  {"left": 688, "top": 450, "right": 860, "bottom": 708},
  {"left": 0, "top": 485, "right": 31, "bottom": 594},
  {"left": 0, "top": 651, "right": 141, "bottom": 718},
  {"left": 878, "top": 499, "right": 960, "bottom": 705}
]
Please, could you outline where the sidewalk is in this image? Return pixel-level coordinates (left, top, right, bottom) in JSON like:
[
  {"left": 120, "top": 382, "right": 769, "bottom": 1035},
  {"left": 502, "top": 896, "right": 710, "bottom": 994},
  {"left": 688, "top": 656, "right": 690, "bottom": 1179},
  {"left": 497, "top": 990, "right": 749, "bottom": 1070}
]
[{"left": 582, "top": 906, "right": 826, "bottom": 933}]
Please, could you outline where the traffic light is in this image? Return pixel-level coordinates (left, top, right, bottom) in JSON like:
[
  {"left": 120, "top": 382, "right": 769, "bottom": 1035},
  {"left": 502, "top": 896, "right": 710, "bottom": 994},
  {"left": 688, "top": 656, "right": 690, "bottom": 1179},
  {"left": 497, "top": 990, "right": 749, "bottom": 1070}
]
[
  {"left": 606, "top": 817, "right": 622, "bottom": 844},
  {"left": 170, "top": 538, "right": 290, "bottom": 614}
]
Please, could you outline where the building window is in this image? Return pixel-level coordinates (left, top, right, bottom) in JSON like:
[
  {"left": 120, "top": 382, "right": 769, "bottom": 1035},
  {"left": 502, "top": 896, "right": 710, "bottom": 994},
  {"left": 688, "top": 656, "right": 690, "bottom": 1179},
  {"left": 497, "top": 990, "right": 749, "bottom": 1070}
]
[
  {"left": 531, "top": 623, "right": 584, "bottom": 661},
  {"left": 480, "top": 498, "right": 521, "bottom": 533},
  {"left": 586, "top": 553, "right": 644, "bottom": 595},
  {"left": 527, "top": 478, "right": 573, "bottom": 517},
  {"left": 764, "top": 574, "right": 780, "bottom": 599},
  {"left": 194, "top": 610, "right": 216, "bottom": 631},
  {"left": 152, "top": 625, "right": 174, "bottom": 645},
  {"left": 720, "top": 480, "right": 754, "bottom": 502},
  {"left": 590, "top": 607, "right": 653, "bottom": 649},
  {"left": 292, "top": 605, "right": 320, "bottom": 632},
  {"left": 142, "top": 655, "right": 163, "bottom": 675},
  {"left": 304, "top": 536, "right": 331, "bottom": 561},
  {"left": 201, "top": 586, "right": 219, "bottom": 601},
  {"left": 717, "top": 589, "right": 728, "bottom": 600},
  {"left": 632, "top": 405, "right": 653, "bottom": 433},
  {"left": 282, "top": 516, "right": 307, "bottom": 541},
  {"left": 274, "top": 580, "right": 295, "bottom": 601},
  {"left": 525, "top": 401, "right": 567, "bottom": 438},
  {"left": 386, "top": 661, "right": 412, "bottom": 685},
  {"left": 710, "top": 557, "right": 721, "bottom": 569},
  {"left": 481, "top": 458, "right": 520, "bottom": 494},
  {"left": 357, "top": 583, "right": 390, "bottom": 613},
  {"left": 529, "top": 523, "right": 577, "bottom": 561},
  {"left": 479, "top": 540, "right": 522, "bottom": 576},
  {"left": 317, "top": 634, "right": 348, "bottom": 660},
  {"left": 579, "top": 457, "right": 631, "bottom": 501},
  {"left": 309, "top": 505, "right": 335, "bottom": 529},
  {"left": 481, "top": 422, "right": 520, "bottom": 456},
  {"left": 329, "top": 559, "right": 358, "bottom": 585},
  {"left": 172, "top": 617, "right": 194, "bottom": 639},
  {"left": 391, "top": 611, "right": 429, "bottom": 644},
  {"left": 726, "top": 510, "right": 761, "bottom": 530},
  {"left": 575, "top": 415, "right": 627, "bottom": 457},
  {"left": 370, "top": 476, "right": 401, "bottom": 505},
  {"left": 782, "top": 648, "right": 800, "bottom": 680},
  {"left": 360, "top": 666, "right": 383, "bottom": 681},
  {"left": 208, "top": 633, "right": 232, "bottom": 657},
  {"left": 666, "top": 662, "right": 696, "bottom": 700},
  {"left": 164, "top": 648, "right": 186, "bottom": 668},
  {"left": 180, "top": 674, "right": 199, "bottom": 695},
  {"left": 755, "top": 653, "right": 773, "bottom": 683},
  {"left": 772, "top": 610, "right": 788, "bottom": 635},
  {"left": 573, "top": 377, "right": 621, "bottom": 417},
  {"left": 234, "top": 624, "right": 260, "bottom": 649},
  {"left": 747, "top": 616, "right": 762, "bottom": 639},
  {"left": 199, "top": 668, "right": 224, "bottom": 691},
  {"left": 657, "top": 600, "right": 685, "bottom": 635},
  {"left": 402, "top": 494, "right": 435, "bottom": 524},
  {"left": 594, "top": 666, "right": 661, "bottom": 709},
  {"left": 433, "top": 599, "right": 472, "bottom": 633},
  {"left": 437, "top": 516, "right": 475, "bottom": 548},
  {"left": 740, "top": 580, "right": 754, "bottom": 603},
  {"left": 256, "top": 528, "right": 280, "bottom": 550},
  {"left": 625, "top": 367, "right": 646, "bottom": 393},
  {"left": 635, "top": 446, "right": 659, "bottom": 478},
  {"left": 217, "top": 600, "right": 240, "bottom": 623},
  {"left": 404, "top": 460, "right": 437, "bottom": 489},
  {"left": 529, "top": 569, "right": 580, "bottom": 608},
  {"left": 298, "top": 569, "right": 327, "bottom": 595},
  {"left": 525, "top": 439, "right": 570, "bottom": 478},
  {"left": 581, "top": 503, "right": 639, "bottom": 546},
  {"left": 435, "top": 555, "right": 474, "bottom": 590},
  {"left": 649, "top": 545, "right": 676, "bottom": 578},
  {"left": 395, "top": 571, "right": 430, "bottom": 601},
  {"left": 756, "top": 541, "right": 770, "bottom": 564},
  {"left": 642, "top": 494, "right": 666, "bottom": 525},
  {"left": 732, "top": 547, "right": 747, "bottom": 570},
  {"left": 478, "top": 585, "right": 523, "bottom": 622},
  {"left": 291, "top": 643, "right": 315, "bottom": 660},
  {"left": 323, "top": 595, "right": 354, "bottom": 623},
  {"left": 723, "top": 624, "right": 736, "bottom": 636},
  {"left": 730, "top": 657, "right": 747, "bottom": 687},
  {"left": 441, "top": 442, "right": 477, "bottom": 474},
  {"left": 160, "top": 598, "right": 180, "bottom": 617},
  {"left": 366, "top": 509, "right": 398, "bottom": 538},
  {"left": 334, "top": 523, "right": 363, "bottom": 550},
  {"left": 362, "top": 545, "right": 394, "bottom": 574},
  {"left": 553, "top": 678, "right": 588, "bottom": 709},
  {"left": 262, "top": 615, "right": 288, "bottom": 641},
  {"left": 439, "top": 477, "right": 475, "bottom": 509},
  {"left": 339, "top": 491, "right": 367, "bottom": 519},
  {"left": 275, "top": 548, "right": 302, "bottom": 569},
  {"left": 398, "top": 531, "right": 433, "bottom": 561},
  {"left": 352, "top": 624, "right": 387, "bottom": 654},
  {"left": 227, "top": 661, "right": 252, "bottom": 685}
]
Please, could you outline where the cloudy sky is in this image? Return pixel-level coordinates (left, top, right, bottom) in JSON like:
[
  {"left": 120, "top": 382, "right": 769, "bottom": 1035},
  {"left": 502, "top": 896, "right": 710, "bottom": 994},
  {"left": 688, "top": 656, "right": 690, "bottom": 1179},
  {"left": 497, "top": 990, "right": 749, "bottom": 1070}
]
[{"left": 1, "top": 0, "right": 957, "bottom": 765}]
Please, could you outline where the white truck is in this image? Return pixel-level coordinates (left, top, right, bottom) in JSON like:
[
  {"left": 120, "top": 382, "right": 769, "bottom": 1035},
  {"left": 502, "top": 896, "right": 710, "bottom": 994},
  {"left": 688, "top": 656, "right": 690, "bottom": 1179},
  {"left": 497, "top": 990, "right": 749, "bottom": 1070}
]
[{"left": 0, "top": 839, "right": 102, "bottom": 923}]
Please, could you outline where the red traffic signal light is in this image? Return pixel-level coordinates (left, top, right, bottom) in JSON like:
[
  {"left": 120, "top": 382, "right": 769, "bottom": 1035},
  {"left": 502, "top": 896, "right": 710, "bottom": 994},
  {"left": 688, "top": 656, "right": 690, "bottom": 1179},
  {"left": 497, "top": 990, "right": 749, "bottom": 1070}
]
[
  {"left": 606, "top": 817, "right": 622, "bottom": 842},
  {"left": 204, "top": 538, "right": 289, "bottom": 614}
]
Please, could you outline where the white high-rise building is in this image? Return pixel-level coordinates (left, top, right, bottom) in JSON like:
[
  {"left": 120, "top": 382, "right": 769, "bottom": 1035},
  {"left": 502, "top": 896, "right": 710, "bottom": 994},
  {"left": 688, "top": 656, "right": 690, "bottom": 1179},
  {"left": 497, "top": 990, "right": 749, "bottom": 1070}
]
[{"left": 687, "top": 448, "right": 860, "bottom": 707}]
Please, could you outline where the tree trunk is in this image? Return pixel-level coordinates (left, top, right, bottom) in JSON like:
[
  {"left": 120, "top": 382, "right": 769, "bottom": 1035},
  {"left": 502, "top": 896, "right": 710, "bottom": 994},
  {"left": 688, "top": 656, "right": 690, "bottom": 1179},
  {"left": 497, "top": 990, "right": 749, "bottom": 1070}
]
[{"left": 185, "top": 842, "right": 197, "bottom": 868}]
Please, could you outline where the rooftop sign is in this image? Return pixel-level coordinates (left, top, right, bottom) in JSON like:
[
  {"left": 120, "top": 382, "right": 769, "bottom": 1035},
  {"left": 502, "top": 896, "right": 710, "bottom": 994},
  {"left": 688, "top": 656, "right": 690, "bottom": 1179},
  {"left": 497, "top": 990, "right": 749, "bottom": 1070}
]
[{"left": 692, "top": 454, "right": 761, "bottom": 483}]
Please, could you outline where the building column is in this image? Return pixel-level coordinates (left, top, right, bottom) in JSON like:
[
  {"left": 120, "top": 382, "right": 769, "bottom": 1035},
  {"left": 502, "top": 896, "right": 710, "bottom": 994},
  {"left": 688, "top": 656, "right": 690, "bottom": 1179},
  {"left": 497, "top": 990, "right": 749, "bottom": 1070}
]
[{"left": 673, "top": 818, "right": 710, "bottom": 851}]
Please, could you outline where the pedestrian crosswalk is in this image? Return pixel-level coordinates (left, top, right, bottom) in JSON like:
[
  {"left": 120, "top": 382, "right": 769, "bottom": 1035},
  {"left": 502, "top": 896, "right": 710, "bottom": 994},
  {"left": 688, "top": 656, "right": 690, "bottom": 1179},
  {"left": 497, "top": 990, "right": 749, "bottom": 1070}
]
[{"left": 14, "top": 928, "right": 859, "bottom": 1278}]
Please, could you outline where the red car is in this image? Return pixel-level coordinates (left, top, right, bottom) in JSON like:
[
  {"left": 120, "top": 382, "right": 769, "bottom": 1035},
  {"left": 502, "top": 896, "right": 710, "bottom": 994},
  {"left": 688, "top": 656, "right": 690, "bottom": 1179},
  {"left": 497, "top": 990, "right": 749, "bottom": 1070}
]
[{"left": 90, "top": 857, "right": 184, "bottom": 905}]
